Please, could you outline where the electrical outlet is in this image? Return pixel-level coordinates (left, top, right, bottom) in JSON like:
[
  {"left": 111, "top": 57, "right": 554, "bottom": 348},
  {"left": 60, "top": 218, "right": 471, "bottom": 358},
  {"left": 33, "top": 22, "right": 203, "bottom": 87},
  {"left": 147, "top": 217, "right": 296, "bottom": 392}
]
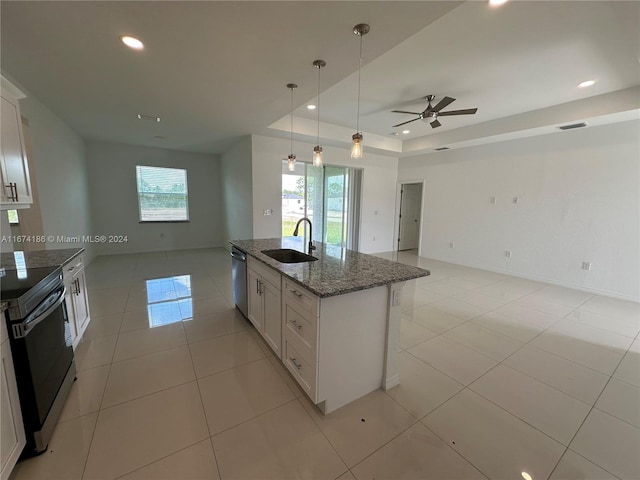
[
  {"left": 392, "top": 289, "right": 401, "bottom": 306},
  {"left": 490, "top": 196, "right": 496, "bottom": 204},
  {"left": 513, "top": 196, "right": 519, "bottom": 204},
  {"left": 449, "top": 242, "right": 455, "bottom": 249},
  {"left": 263, "top": 209, "right": 273, "bottom": 216},
  {"left": 372, "top": 236, "right": 376, "bottom": 242},
  {"left": 505, "top": 250, "right": 512, "bottom": 258},
  {"left": 582, "top": 261, "right": 591, "bottom": 271}
]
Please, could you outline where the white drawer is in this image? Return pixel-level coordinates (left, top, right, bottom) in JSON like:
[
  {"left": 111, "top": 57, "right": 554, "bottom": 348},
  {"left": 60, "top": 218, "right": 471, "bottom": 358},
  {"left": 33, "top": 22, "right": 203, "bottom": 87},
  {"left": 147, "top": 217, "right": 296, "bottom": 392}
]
[
  {"left": 283, "top": 280, "right": 319, "bottom": 317},
  {"left": 283, "top": 336, "right": 316, "bottom": 400},
  {"left": 247, "top": 256, "right": 281, "bottom": 290},
  {"left": 284, "top": 302, "right": 315, "bottom": 353},
  {"left": 63, "top": 254, "right": 84, "bottom": 278}
]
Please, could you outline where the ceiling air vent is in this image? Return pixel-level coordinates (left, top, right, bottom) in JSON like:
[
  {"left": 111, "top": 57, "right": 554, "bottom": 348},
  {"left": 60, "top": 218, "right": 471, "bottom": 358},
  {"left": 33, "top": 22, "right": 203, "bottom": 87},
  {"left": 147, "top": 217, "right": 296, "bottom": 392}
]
[
  {"left": 435, "top": 147, "right": 450, "bottom": 151},
  {"left": 557, "top": 122, "right": 587, "bottom": 131}
]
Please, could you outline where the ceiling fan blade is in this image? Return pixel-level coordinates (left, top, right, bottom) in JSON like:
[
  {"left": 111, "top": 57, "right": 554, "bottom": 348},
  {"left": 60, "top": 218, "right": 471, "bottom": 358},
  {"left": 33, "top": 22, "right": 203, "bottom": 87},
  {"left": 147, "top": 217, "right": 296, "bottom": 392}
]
[
  {"left": 392, "top": 118, "right": 420, "bottom": 128},
  {"left": 431, "top": 96, "right": 455, "bottom": 112},
  {"left": 391, "top": 110, "right": 421, "bottom": 115},
  {"left": 430, "top": 119, "right": 441, "bottom": 128},
  {"left": 437, "top": 108, "right": 478, "bottom": 116}
]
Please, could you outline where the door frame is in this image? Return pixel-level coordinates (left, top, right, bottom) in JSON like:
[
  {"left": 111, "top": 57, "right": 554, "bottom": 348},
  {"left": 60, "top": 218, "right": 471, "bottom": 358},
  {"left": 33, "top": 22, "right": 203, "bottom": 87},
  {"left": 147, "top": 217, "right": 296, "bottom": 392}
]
[{"left": 393, "top": 179, "right": 425, "bottom": 255}]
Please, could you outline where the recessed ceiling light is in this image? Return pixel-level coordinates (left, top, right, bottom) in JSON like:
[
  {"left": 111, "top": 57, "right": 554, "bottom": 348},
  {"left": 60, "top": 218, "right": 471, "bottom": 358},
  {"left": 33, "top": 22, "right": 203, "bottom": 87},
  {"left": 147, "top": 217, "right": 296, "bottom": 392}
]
[
  {"left": 521, "top": 473, "right": 533, "bottom": 480},
  {"left": 489, "top": 0, "right": 508, "bottom": 6},
  {"left": 307, "top": 104, "right": 316, "bottom": 110},
  {"left": 402, "top": 130, "right": 410, "bottom": 134},
  {"left": 578, "top": 80, "right": 596, "bottom": 88},
  {"left": 390, "top": 132, "right": 399, "bottom": 136},
  {"left": 120, "top": 35, "right": 144, "bottom": 50}
]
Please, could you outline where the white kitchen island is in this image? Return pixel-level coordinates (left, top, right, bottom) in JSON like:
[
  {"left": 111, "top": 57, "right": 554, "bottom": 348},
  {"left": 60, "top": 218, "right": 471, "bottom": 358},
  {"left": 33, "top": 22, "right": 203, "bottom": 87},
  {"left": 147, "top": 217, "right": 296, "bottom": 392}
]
[{"left": 230, "top": 238, "right": 429, "bottom": 414}]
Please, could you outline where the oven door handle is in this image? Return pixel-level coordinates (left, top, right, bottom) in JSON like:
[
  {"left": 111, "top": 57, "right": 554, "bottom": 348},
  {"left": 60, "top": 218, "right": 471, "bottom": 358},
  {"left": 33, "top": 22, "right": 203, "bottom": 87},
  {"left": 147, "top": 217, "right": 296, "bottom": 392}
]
[{"left": 12, "top": 287, "right": 67, "bottom": 339}]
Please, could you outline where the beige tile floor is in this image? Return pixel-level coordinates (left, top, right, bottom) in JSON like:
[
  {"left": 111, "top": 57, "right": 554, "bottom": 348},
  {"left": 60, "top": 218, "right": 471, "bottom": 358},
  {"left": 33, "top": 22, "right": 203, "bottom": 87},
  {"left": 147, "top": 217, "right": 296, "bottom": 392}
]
[{"left": 10, "top": 248, "right": 640, "bottom": 480}]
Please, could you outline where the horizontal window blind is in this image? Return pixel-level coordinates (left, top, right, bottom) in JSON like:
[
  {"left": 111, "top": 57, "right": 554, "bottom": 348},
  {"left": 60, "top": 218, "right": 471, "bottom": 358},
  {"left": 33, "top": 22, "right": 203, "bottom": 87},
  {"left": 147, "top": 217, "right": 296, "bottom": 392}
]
[{"left": 136, "top": 166, "right": 189, "bottom": 221}]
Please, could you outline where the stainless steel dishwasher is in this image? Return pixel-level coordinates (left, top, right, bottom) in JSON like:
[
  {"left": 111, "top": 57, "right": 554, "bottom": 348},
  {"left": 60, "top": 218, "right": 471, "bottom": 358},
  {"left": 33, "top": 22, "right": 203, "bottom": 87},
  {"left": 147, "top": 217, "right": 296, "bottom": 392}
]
[{"left": 230, "top": 246, "right": 248, "bottom": 317}]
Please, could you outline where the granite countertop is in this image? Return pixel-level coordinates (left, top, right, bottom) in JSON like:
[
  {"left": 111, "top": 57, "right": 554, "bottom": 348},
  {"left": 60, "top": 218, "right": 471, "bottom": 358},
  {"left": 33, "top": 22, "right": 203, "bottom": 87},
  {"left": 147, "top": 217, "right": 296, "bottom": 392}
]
[
  {"left": 230, "top": 238, "right": 429, "bottom": 298},
  {"left": 1, "top": 248, "right": 84, "bottom": 270}
]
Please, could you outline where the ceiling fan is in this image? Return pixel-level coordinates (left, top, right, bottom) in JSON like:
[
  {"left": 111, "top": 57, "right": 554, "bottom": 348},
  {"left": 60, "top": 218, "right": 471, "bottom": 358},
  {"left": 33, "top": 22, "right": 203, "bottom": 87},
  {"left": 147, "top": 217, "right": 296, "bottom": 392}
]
[{"left": 392, "top": 95, "right": 478, "bottom": 129}]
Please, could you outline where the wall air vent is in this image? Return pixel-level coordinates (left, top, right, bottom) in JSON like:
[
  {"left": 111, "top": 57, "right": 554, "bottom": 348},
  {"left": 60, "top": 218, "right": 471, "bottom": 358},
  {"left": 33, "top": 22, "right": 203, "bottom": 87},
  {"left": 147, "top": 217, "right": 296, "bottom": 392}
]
[
  {"left": 137, "top": 114, "right": 161, "bottom": 122},
  {"left": 435, "top": 147, "right": 450, "bottom": 151},
  {"left": 557, "top": 122, "right": 587, "bottom": 131}
]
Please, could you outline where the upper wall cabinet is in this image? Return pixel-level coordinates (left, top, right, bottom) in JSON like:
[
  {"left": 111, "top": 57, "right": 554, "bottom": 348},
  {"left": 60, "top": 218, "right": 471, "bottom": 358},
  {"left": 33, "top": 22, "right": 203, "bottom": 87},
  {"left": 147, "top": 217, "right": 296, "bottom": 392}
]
[{"left": 1, "top": 77, "right": 32, "bottom": 209}]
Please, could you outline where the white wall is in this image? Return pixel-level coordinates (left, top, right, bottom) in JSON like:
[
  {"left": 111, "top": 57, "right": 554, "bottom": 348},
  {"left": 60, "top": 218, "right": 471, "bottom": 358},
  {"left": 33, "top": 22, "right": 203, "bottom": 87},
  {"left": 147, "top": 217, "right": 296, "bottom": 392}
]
[
  {"left": 399, "top": 120, "right": 640, "bottom": 301},
  {"left": 85, "top": 141, "right": 223, "bottom": 255},
  {"left": 18, "top": 93, "right": 95, "bottom": 259},
  {"left": 251, "top": 135, "right": 399, "bottom": 253},
  {"left": 220, "top": 136, "right": 253, "bottom": 245}
]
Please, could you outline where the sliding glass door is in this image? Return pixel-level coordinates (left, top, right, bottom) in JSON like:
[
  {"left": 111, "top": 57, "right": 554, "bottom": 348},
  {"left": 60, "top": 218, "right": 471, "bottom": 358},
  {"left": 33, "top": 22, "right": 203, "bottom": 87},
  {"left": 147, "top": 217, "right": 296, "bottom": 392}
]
[{"left": 282, "top": 162, "right": 361, "bottom": 250}]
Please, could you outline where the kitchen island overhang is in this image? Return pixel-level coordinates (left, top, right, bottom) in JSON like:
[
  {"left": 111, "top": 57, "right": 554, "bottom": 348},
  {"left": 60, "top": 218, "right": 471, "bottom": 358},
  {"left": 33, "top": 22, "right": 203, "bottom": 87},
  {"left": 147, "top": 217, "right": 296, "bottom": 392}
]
[{"left": 230, "top": 237, "right": 430, "bottom": 414}]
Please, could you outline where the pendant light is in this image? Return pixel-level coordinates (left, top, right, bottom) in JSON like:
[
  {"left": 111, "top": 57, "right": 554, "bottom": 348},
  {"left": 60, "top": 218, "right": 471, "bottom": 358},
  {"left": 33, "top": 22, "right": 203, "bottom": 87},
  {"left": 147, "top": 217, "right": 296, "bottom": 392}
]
[
  {"left": 312, "top": 59, "right": 326, "bottom": 167},
  {"left": 351, "top": 23, "right": 369, "bottom": 159},
  {"left": 286, "top": 83, "right": 297, "bottom": 172}
]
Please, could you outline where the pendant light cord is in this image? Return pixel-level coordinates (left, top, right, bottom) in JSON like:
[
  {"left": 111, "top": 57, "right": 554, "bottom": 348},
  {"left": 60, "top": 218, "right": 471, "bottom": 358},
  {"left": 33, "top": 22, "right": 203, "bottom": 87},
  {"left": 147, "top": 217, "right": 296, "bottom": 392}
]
[
  {"left": 316, "top": 66, "right": 321, "bottom": 145},
  {"left": 290, "top": 87, "right": 294, "bottom": 155},
  {"left": 356, "top": 33, "right": 363, "bottom": 134}
]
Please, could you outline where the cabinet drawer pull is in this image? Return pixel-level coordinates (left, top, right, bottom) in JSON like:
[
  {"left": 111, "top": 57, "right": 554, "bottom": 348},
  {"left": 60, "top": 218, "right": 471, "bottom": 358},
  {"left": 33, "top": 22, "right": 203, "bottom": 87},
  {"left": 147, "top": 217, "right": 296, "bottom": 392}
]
[
  {"left": 289, "top": 357, "right": 302, "bottom": 370},
  {"left": 5, "top": 183, "right": 17, "bottom": 201},
  {"left": 291, "top": 319, "right": 302, "bottom": 330},
  {"left": 290, "top": 289, "right": 303, "bottom": 298}
]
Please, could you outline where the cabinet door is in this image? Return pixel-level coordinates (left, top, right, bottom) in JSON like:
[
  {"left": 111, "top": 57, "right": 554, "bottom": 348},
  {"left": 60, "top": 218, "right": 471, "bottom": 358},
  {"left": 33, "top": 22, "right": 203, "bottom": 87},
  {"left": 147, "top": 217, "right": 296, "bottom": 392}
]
[
  {"left": 0, "top": 95, "right": 32, "bottom": 206},
  {"left": 73, "top": 269, "right": 90, "bottom": 336},
  {"left": 262, "top": 280, "right": 282, "bottom": 359},
  {"left": 1, "top": 340, "right": 26, "bottom": 480},
  {"left": 247, "top": 268, "right": 263, "bottom": 331}
]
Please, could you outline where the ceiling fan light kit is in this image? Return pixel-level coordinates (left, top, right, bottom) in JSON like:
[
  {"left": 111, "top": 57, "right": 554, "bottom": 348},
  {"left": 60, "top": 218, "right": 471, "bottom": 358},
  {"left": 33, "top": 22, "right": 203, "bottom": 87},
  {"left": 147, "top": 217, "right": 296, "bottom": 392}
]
[
  {"left": 312, "top": 59, "right": 326, "bottom": 167},
  {"left": 391, "top": 94, "right": 478, "bottom": 129},
  {"left": 351, "top": 23, "right": 369, "bottom": 159}
]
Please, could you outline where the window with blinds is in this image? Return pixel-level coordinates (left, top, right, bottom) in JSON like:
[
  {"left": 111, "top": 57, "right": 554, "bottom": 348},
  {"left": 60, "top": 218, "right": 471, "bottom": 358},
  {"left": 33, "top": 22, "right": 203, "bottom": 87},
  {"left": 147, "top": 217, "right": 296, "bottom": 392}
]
[{"left": 136, "top": 166, "right": 189, "bottom": 222}]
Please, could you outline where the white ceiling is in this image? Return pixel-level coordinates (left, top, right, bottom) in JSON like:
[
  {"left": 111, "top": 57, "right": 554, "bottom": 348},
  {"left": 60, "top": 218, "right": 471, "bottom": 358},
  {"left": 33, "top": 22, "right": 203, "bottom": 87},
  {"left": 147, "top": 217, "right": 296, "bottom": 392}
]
[{"left": 2, "top": 1, "right": 639, "bottom": 158}]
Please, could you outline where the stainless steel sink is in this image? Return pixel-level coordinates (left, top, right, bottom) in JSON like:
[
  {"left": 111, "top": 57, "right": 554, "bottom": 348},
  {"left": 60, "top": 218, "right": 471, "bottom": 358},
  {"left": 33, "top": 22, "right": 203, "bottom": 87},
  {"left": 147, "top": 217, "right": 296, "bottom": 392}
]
[{"left": 261, "top": 249, "right": 318, "bottom": 263}]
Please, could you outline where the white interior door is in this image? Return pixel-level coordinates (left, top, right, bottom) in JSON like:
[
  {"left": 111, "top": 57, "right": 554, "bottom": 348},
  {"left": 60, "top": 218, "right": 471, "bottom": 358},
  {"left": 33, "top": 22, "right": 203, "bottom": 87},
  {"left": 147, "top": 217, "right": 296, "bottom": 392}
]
[{"left": 398, "top": 183, "right": 422, "bottom": 251}]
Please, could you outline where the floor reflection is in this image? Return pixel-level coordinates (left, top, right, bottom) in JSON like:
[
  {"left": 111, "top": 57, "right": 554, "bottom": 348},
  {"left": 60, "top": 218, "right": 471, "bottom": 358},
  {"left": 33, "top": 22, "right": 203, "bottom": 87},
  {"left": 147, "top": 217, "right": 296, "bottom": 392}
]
[{"left": 145, "top": 275, "right": 193, "bottom": 327}]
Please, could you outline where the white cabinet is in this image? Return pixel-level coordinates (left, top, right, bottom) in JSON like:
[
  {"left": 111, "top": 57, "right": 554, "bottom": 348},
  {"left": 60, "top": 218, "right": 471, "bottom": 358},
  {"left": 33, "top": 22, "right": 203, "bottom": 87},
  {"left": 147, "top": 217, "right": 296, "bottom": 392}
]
[
  {"left": 63, "top": 254, "right": 91, "bottom": 349},
  {"left": 244, "top": 254, "right": 398, "bottom": 415},
  {"left": 1, "top": 83, "right": 32, "bottom": 209},
  {"left": 282, "top": 280, "right": 319, "bottom": 401},
  {"left": 247, "top": 257, "right": 282, "bottom": 358},
  {"left": 1, "top": 317, "right": 26, "bottom": 480},
  {"left": 283, "top": 277, "right": 393, "bottom": 414}
]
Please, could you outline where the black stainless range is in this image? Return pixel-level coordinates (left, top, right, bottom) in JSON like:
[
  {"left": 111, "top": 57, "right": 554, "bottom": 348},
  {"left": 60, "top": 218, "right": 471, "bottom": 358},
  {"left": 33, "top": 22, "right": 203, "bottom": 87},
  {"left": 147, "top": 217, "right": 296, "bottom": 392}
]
[{"left": 1, "top": 265, "right": 76, "bottom": 457}]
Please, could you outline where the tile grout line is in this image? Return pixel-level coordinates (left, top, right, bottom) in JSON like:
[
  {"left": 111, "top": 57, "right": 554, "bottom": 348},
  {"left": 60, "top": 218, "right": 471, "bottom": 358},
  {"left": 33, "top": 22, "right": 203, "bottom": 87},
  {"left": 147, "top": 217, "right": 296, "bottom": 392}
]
[
  {"left": 292, "top": 395, "right": 358, "bottom": 474},
  {"left": 376, "top": 389, "right": 492, "bottom": 480},
  {"left": 398, "top": 285, "right": 600, "bottom": 477},
  {"left": 544, "top": 330, "right": 638, "bottom": 480},
  {"left": 184, "top": 332, "right": 224, "bottom": 480}
]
